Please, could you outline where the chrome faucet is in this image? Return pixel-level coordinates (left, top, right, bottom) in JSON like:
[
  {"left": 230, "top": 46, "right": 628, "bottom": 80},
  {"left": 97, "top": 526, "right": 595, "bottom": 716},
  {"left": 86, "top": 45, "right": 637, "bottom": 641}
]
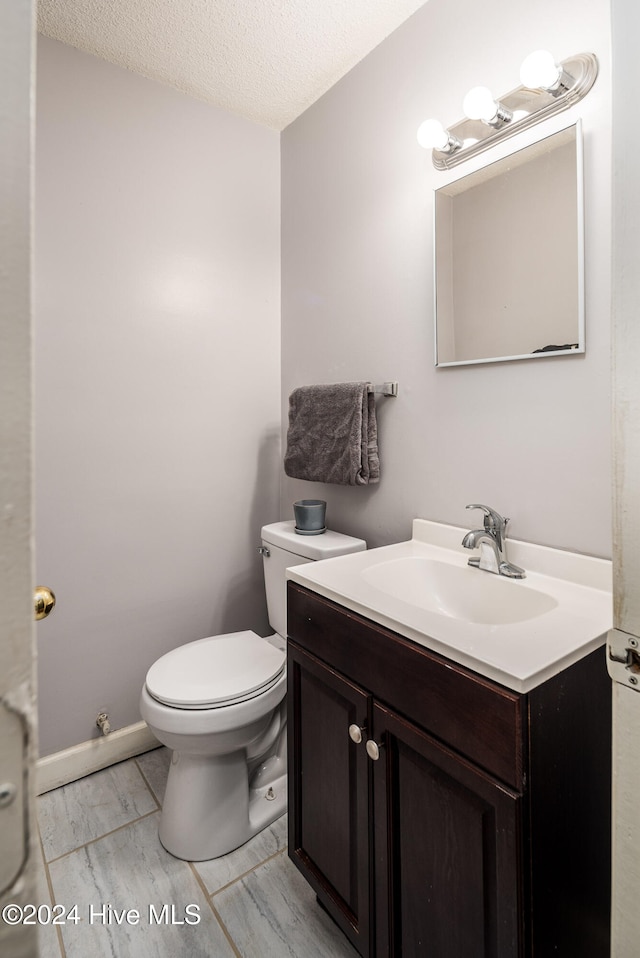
[{"left": 462, "top": 504, "right": 526, "bottom": 579}]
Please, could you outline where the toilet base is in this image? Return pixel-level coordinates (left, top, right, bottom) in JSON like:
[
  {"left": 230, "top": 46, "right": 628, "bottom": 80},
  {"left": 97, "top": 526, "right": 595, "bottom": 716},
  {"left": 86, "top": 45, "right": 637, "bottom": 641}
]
[
  {"left": 158, "top": 748, "right": 287, "bottom": 861},
  {"left": 247, "top": 770, "right": 287, "bottom": 836}
]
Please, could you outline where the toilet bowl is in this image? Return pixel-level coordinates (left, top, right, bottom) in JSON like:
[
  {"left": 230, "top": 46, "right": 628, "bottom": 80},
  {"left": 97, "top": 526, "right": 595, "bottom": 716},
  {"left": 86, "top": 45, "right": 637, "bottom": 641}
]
[
  {"left": 140, "top": 521, "right": 366, "bottom": 861},
  {"left": 140, "top": 631, "right": 287, "bottom": 861}
]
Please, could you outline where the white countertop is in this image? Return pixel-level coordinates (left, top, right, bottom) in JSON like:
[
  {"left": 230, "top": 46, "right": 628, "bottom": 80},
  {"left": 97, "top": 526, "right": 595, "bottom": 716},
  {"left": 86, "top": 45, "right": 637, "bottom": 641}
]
[{"left": 286, "top": 519, "right": 613, "bottom": 692}]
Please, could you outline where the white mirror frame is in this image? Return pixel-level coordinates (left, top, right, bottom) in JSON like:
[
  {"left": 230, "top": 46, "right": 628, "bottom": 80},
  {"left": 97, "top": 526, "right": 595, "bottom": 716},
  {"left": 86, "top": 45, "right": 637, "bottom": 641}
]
[{"left": 434, "top": 121, "right": 585, "bottom": 368}]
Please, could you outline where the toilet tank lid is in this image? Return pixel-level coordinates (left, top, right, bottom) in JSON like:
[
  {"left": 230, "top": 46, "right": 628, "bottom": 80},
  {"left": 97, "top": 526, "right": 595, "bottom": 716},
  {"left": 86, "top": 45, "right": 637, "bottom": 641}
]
[{"left": 261, "top": 520, "right": 366, "bottom": 560}]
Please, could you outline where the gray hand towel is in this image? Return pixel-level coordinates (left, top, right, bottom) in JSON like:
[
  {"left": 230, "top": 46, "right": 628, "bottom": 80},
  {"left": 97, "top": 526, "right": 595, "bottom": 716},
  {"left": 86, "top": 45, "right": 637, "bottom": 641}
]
[{"left": 284, "top": 382, "right": 380, "bottom": 485}]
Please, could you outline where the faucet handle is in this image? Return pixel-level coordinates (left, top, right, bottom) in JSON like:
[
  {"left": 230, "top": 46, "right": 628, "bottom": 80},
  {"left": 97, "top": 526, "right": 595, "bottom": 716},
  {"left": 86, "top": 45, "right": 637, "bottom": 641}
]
[{"left": 465, "top": 504, "right": 509, "bottom": 536}]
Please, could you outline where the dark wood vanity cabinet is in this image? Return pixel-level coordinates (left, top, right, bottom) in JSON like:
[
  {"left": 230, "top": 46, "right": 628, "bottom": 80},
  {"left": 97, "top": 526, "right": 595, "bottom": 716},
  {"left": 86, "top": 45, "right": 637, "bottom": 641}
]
[{"left": 287, "top": 582, "right": 611, "bottom": 958}]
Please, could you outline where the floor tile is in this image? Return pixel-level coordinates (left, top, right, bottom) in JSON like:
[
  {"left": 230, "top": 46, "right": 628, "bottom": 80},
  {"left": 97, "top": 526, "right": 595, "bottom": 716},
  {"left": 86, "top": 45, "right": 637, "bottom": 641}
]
[
  {"left": 38, "top": 759, "right": 158, "bottom": 861},
  {"left": 48, "top": 812, "right": 236, "bottom": 958},
  {"left": 195, "top": 813, "right": 288, "bottom": 894},
  {"left": 34, "top": 841, "right": 64, "bottom": 958},
  {"left": 136, "top": 747, "right": 171, "bottom": 805},
  {"left": 214, "top": 852, "right": 358, "bottom": 958}
]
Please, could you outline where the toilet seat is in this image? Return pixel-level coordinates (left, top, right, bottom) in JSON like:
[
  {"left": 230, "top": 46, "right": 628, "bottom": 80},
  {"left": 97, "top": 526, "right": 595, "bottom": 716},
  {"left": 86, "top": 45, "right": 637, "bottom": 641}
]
[{"left": 145, "top": 630, "right": 286, "bottom": 710}]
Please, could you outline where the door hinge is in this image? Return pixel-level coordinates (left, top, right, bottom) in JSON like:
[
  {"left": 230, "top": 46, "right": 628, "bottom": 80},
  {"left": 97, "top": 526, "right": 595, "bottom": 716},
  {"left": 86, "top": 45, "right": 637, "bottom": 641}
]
[
  {"left": 0, "top": 699, "right": 27, "bottom": 895},
  {"left": 607, "top": 628, "right": 640, "bottom": 691}
]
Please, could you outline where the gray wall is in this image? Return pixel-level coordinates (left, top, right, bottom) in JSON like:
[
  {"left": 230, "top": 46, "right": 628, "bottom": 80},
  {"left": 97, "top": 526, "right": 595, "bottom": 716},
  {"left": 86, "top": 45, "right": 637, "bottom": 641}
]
[
  {"left": 281, "top": 0, "right": 612, "bottom": 557},
  {"left": 35, "top": 38, "right": 281, "bottom": 755}
]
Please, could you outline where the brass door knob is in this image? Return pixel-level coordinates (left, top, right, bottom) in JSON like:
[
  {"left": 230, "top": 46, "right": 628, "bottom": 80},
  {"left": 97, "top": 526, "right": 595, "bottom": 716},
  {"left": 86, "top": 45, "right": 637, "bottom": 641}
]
[{"left": 34, "top": 586, "right": 56, "bottom": 621}]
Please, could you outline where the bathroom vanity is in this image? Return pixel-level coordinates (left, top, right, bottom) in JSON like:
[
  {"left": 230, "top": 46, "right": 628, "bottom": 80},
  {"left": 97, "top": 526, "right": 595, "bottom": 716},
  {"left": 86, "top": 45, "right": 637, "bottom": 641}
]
[{"left": 285, "top": 521, "right": 612, "bottom": 957}]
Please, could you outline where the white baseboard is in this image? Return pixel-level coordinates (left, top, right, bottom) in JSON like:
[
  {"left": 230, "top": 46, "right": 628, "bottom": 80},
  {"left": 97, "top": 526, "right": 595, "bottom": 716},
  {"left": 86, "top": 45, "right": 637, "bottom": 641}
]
[{"left": 36, "top": 721, "right": 160, "bottom": 795}]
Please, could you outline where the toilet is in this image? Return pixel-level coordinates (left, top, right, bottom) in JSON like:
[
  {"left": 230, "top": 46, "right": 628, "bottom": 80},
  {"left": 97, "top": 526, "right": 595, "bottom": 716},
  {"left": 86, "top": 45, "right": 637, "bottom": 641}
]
[{"left": 139, "top": 519, "right": 366, "bottom": 861}]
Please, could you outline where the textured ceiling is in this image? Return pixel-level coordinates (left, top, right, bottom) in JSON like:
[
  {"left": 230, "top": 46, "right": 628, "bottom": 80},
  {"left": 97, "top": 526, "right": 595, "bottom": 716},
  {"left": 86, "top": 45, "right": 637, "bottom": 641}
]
[{"left": 37, "top": 0, "right": 428, "bottom": 130}]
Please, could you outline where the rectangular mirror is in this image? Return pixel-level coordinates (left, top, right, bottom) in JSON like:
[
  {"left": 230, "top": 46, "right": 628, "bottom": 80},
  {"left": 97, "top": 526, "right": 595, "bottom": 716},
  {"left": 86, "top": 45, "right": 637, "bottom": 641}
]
[{"left": 434, "top": 122, "right": 584, "bottom": 367}]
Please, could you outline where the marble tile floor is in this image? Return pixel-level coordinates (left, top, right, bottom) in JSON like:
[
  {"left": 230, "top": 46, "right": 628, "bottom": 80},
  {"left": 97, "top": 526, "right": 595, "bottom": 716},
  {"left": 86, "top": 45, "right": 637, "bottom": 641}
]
[{"left": 35, "top": 747, "right": 358, "bottom": 958}]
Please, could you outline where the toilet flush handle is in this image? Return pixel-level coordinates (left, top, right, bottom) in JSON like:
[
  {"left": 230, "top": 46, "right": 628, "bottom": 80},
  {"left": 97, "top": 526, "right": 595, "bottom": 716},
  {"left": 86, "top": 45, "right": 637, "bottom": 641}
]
[{"left": 258, "top": 546, "right": 270, "bottom": 557}]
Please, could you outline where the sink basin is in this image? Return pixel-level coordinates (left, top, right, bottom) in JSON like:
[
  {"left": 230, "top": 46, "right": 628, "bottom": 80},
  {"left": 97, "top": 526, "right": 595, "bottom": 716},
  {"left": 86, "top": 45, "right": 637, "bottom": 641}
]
[
  {"left": 286, "top": 518, "right": 613, "bottom": 692},
  {"left": 361, "top": 556, "right": 558, "bottom": 625}
]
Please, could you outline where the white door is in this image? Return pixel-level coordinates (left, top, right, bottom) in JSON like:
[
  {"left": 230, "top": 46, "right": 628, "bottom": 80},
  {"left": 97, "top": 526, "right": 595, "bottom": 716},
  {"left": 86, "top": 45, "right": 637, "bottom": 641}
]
[
  {"left": 0, "top": 2, "right": 38, "bottom": 957},
  {"left": 610, "top": 0, "right": 640, "bottom": 953}
]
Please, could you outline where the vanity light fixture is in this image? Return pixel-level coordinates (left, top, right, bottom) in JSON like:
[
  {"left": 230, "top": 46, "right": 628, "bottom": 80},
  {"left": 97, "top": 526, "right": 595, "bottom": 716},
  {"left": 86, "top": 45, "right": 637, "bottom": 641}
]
[{"left": 418, "top": 50, "right": 597, "bottom": 170}]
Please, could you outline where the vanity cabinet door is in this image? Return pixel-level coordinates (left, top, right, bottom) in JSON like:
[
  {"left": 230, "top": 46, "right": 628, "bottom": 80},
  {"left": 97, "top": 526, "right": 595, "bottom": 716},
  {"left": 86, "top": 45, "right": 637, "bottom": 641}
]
[
  {"left": 288, "top": 642, "right": 371, "bottom": 956},
  {"left": 370, "top": 702, "right": 522, "bottom": 958}
]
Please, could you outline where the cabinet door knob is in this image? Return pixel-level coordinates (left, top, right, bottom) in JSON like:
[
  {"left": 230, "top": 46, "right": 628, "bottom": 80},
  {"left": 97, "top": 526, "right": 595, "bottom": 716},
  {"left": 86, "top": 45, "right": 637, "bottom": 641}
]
[
  {"left": 366, "top": 739, "right": 383, "bottom": 761},
  {"left": 348, "top": 724, "right": 366, "bottom": 744}
]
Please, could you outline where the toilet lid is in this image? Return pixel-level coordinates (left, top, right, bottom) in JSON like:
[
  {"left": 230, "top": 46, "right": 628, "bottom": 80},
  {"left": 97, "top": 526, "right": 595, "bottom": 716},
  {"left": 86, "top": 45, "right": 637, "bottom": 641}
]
[{"left": 145, "top": 631, "right": 286, "bottom": 709}]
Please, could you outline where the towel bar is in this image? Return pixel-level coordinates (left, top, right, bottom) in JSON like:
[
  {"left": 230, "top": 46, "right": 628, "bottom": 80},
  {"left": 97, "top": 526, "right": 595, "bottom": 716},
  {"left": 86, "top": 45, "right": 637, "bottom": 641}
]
[{"left": 368, "top": 382, "right": 399, "bottom": 397}]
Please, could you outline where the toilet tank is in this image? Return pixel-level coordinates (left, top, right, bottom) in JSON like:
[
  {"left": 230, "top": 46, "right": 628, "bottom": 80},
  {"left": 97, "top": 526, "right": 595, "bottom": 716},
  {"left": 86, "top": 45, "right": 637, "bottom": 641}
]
[{"left": 261, "top": 520, "right": 366, "bottom": 640}]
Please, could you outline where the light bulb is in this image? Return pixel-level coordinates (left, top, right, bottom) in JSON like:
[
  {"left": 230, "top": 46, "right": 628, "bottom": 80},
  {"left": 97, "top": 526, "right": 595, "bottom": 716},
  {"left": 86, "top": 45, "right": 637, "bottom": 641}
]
[
  {"left": 520, "top": 50, "right": 562, "bottom": 89},
  {"left": 462, "top": 86, "right": 512, "bottom": 127},
  {"left": 416, "top": 118, "right": 450, "bottom": 150},
  {"left": 463, "top": 86, "right": 500, "bottom": 123}
]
